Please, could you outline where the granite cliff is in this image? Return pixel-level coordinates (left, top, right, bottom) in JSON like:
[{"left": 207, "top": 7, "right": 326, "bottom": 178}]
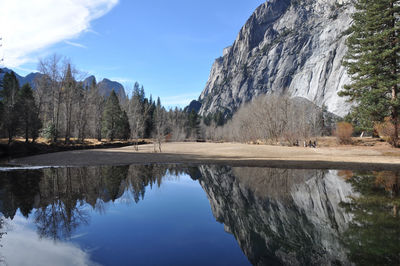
[{"left": 199, "top": 0, "right": 354, "bottom": 118}]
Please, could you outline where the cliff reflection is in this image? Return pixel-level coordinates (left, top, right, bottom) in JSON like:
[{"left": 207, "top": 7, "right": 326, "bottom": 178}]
[
  {"left": 198, "top": 165, "right": 354, "bottom": 265},
  {"left": 0, "top": 165, "right": 191, "bottom": 241}
]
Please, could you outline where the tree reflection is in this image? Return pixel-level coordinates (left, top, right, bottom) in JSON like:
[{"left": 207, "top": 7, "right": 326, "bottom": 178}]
[
  {"left": 0, "top": 170, "right": 42, "bottom": 219},
  {"left": 32, "top": 168, "right": 90, "bottom": 240},
  {"left": 341, "top": 171, "right": 400, "bottom": 266},
  {"left": 0, "top": 164, "right": 189, "bottom": 241}
]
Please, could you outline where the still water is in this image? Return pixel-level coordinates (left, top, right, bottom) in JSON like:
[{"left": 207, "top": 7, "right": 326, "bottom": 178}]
[{"left": 0, "top": 165, "right": 398, "bottom": 266}]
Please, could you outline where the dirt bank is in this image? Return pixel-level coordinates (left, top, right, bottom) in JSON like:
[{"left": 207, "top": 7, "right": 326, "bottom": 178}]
[{"left": 9, "top": 142, "right": 400, "bottom": 170}]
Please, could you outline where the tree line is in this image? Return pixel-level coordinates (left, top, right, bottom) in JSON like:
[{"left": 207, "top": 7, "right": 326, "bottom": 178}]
[
  {"left": 0, "top": 164, "right": 192, "bottom": 240},
  {"left": 0, "top": 55, "right": 201, "bottom": 146},
  {"left": 0, "top": 71, "right": 41, "bottom": 143}
]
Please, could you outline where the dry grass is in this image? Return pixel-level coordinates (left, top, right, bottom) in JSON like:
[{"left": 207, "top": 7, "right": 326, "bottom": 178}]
[{"left": 383, "top": 152, "right": 400, "bottom": 157}]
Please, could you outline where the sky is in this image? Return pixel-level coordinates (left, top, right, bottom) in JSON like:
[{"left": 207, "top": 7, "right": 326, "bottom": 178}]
[{"left": 0, "top": 0, "right": 265, "bottom": 108}]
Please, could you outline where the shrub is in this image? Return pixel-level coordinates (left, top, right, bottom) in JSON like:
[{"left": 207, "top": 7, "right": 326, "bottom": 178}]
[
  {"left": 374, "top": 117, "right": 398, "bottom": 145},
  {"left": 336, "top": 122, "right": 354, "bottom": 144},
  {"left": 41, "top": 123, "right": 56, "bottom": 141}
]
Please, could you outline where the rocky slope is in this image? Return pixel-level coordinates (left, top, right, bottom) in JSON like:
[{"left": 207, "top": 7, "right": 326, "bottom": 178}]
[
  {"left": 198, "top": 0, "right": 354, "bottom": 117},
  {"left": 198, "top": 165, "right": 355, "bottom": 265}
]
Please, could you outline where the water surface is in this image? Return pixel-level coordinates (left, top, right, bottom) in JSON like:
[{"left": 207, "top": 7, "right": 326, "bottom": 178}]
[{"left": 0, "top": 164, "right": 398, "bottom": 265}]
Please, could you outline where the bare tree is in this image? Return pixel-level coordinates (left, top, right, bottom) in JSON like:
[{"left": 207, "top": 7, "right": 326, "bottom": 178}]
[
  {"left": 153, "top": 97, "right": 165, "bottom": 152},
  {"left": 76, "top": 82, "right": 89, "bottom": 142},
  {"left": 37, "top": 54, "right": 63, "bottom": 142},
  {"left": 87, "top": 78, "right": 105, "bottom": 141},
  {"left": 128, "top": 83, "right": 146, "bottom": 150},
  {"left": 203, "top": 94, "right": 326, "bottom": 145}
]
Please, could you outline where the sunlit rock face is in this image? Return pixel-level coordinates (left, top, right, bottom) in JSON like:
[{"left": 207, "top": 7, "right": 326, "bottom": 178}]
[
  {"left": 198, "top": 165, "right": 354, "bottom": 265},
  {"left": 199, "top": 0, "right": 354, "bottom": 117}
]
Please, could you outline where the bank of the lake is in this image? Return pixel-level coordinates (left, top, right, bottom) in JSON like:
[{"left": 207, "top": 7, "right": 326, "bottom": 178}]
[
  {"left": 10, "top": 142, "right": 400, "bottom": 171},
  {"left": 0, "top": 139, "right": 149, "bottom": 161}
]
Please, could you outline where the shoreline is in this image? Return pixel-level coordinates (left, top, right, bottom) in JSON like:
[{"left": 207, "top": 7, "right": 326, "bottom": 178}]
[
  {"left": 8, "top": 142, "right": 400, "bottom": 171},
  {"left": 0, "top": 140, "right": 148, "bottom": 161}
]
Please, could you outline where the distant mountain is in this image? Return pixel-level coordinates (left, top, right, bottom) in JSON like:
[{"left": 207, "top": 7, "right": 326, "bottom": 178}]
[
  {"left": 1, "top": 68, "right": 127, "bottom": 99},
  {"left": 83, "top": 76, "right": 127, "bottom": 99},
  {"left": 0, "top": 67, "right": 42, "bottom": 89},
  {"left": 21, "top": 72, "right": 43, "bottom": 88},
  {"left": 97, "top": 78, "right": 127, "bottom": 99}
]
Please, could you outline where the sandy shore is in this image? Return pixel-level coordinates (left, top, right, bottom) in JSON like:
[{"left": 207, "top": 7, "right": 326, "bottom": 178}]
[{"left": 8, "top": 142, "right": 400, "bottom": 170}]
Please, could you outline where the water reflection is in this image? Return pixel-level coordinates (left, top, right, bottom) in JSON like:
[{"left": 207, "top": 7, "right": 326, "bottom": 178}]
[
  {"left": 198, "top": 166, "right": 354, "bottom": 265},
  {"left": 340, "top": 171, "right": 400, "bottom": 266},
  {"left": 0, "top": 165, "right": 398, "bottom": 265},
  {"left": 0, "top": 217, "right": 96, "bottom": 266},
  {"left": 0, "top": 165, "right": 192, "bottom": 241}
]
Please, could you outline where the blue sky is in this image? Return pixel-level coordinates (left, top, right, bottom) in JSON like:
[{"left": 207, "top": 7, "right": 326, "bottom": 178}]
[{"left": 1, "top": 0, "right": 265, "bottom": 108}]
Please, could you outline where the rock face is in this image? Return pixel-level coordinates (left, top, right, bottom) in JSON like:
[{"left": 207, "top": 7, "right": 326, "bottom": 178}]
[
  {"left": 198, "top": 165, "right": 354, "bottom": 265},
  {"left": 199, "top": 0, "right": 354, "bottom": 117}
]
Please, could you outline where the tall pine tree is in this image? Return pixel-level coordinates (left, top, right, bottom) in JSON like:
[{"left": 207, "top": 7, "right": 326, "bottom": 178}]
[
  {"left": 340, "top": 0, "right": 400, "bottom": 146},
  {"left": 102, "top": 90, "right": 125, "bottom": 141},
  {"left": 0, "top": 72, "right": 20, "bottom": 143},
  {"left": 16, "top": 84, "right": 42, "bottom": 143}
]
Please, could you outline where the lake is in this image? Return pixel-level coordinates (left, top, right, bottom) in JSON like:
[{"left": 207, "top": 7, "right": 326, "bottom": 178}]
[{"left": 0, "top": 164, "right": 398, "bottom": 266}]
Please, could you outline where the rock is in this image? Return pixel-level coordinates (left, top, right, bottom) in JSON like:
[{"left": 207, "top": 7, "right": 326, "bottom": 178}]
[{"left": 199, "top": 0, "right": 354, "bottom": 118}]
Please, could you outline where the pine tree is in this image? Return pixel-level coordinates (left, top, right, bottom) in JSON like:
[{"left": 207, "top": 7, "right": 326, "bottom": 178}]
[
  {"left": 188, "top": 110, "right": 200, "bottom": 139},
  {"left": 340, "top": 0, "right": 400, "bottom": 146},
  {"left": 0, "top": 72, "right": 20, "bottom": 143},
  {"left": 16, "top": 84, "right": 42, "bottom": 143},
  {"left": 63, "top": 64, "right": 77, "bottom": 143},
  {"left": 120, "top": 111, "right": 130, "bottom": 140},
  {"left": 102, "top": 90, "right": 124, "bottom": 141}
]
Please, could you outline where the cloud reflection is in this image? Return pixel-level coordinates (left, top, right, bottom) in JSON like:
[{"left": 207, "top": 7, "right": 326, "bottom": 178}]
[{"left": 1, "top": 216, "right": 99, "bottom": 266}]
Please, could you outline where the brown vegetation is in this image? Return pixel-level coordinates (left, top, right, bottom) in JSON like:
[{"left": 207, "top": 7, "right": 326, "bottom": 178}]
[
  {"left": 336, "top": 122, "right": 354, "bottom": 145},
  {"left": 374, "top": 117, "right": 399, "bottom": 146}
]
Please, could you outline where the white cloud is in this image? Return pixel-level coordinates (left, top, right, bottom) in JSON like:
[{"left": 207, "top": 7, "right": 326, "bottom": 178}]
[
  {"left": 65, "top": 40, "right": 88, "bottom": 49},
  {"left": 110, "top": 77, "right": 135, "bottom": 84},
  {"left": 0, "top": 0, "right": 119, "bottom": 67},
  {"left": 162, "top": 92, "right": 200, "bottom": 107}
]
